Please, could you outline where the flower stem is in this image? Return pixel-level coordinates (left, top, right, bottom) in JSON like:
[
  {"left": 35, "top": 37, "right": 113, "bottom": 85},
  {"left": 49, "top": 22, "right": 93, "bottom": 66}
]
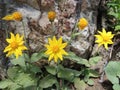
[
  {"left": 21, "top": 20, "right": 30, "bottom": 55},
  {"left": 51, "top": 21, "right": 56, "bottom": 36},
  {"left": 21, "top": 21, "right": 27, "bottom": 46},
  {"left": 68, "top": 22, "right": 77, "bottom": 44},
  {"left": 21, "top": 21, "right": 31, "bottom": 70}
]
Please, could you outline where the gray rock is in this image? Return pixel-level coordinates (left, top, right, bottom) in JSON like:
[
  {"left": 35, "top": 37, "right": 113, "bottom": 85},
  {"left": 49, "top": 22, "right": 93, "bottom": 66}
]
[{"left": 6, "top": 0, "right": 101, "bottom": 58}]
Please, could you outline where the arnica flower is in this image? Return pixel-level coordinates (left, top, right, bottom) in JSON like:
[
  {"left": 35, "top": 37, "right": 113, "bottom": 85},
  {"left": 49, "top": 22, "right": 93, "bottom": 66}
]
[
  {"left": 48, "top": 11, "right": 56, "bottom": 22},
  {"left": 12, "top": 12, "right": 22, "bottom": 21},
  {"left": 45, "top": 36, "right": 68, "bottom": 62},
  {"left": 2, "top": 12, "right": 22, "bottom": 21},
  {"left": 77, "top": 18, "right": 88, "bottom": 30},
  {"left": 4, "top": 33, "right": 27, "bottom": 59},
  {"left": 95, "top": 28, "right": 114, "bottom": 50}
]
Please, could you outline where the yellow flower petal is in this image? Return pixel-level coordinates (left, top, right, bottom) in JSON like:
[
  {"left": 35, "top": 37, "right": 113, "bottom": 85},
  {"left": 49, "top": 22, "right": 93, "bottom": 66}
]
[
  {"left": 4, "top": 45, "right": 11, "bottom": 52},
  {"left": 10, "top": 32, "right": 15, "bottom": 41},
  {"left": 4, "top": 33, "right": 27, "bottom": 58},
  {"left": 2, "top": 15, "right": 13, "bottom": 21},
  {"left": 12, "top": 12, "right": 22, "bottom": 21},
  {"left": 95, "top": 28, "right": 114, "bottom": 50},
  {"left": 104, "top": 43, "right": 108, "bottom": 50},
  {"left": 58, "top": 37, "right": 62, "bottom": 44},
  {"left": 60, "top": 43, "right": 67, "bottom": 48},
  {"left": 6, "top": 39, "right": 12, "bottom": 43},
  {"left": 45, "top": 36, "right": 68, "bottom": 63},
  {"left": 2, "top": 12, "right": 22, "bottom": 21},
  {"left": 48, "top": 54, "right": 54, "bottom": 61},
  {"left": 54, "top": 55, "right": 58, "bottom": 62},
  {"left": 77, "top": 18, "right": 88, "bottom": 30},
  {"left": 48, "top": 11, "right": 56, "bottom": 22},
  {"left": 98, "top": 43, "right": 103, "bottom": 47}
]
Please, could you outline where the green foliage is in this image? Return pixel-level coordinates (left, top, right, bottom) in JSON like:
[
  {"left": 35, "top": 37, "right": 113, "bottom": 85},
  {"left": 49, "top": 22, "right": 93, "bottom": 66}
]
[
  {"left": 74, "top": 78, "right": 86, "bottom": 90},
  {"left": 45, "top": 66, "right": 57, "bottom": 75},
  {"left": 83, "top": 69, "right": 99, "bottom": 86},
  {"left": 89, "top": 56, "right": 102, "bottom": 66},
  {"left": 65, "top": 52, "right": 102, "bottom": 68},
  {"left": 113, "top": 84, "right": 120, "bottom": 90},
  {"left": 30, "top": 50, "right": 46, "bottom": 63},
  {"left": 11, "top": 55, "right": 26, "bottom": 69},
  {"left": 0, "top": 66, "right": 37, "bottom": 90},
  {"left": 115, "top": 25, "right": 120, "bottom": 31},
  {"left": 107, "top": 0, "right": 120, "bottom": 31},
  {"left": 39, "top": 75, "right": 57, "bottom": 88},
  {"left": 44, "top": 52, "right": 101, "bottom": 89},
  {"left": 0, "top": 50, "right": 101, "bottom": 90},
  {"left": 65, "top": 52, "right": 90, "bottom": 67},
  {"left": 105, "top": 61, "right": 120, "bottom": 90},
  {"left": 0, "top": 79, "right": 16, "bottom": 89},
  {"left": 57, "top": 66, "right": 77, "bottom": 82}
]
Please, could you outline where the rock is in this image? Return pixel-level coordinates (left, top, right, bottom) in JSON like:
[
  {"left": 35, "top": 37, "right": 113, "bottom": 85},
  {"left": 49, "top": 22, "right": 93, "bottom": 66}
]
[
  {"left": 71, "top": 40, "right": 91, "bottom": 58},
  {"left": 13, "top": 0, "right": 39, "bottom": 10},
  {"left": 5, "top": 0, "right": 101, "bottom": 58},
  {"left": 64, "top": 0, "right": 100, "bottom": 59},
  {"left": 16, "top": 5, "right": 40, "bottom": 19},
  {"left": 114, "top": 52, "right": 120, "bottom": 61},
  {"left": 14, "top": 0, "right": 55, "bottom": 11},
  {"left": 9, "top": 4, "right": 40, "bottom": 36}
]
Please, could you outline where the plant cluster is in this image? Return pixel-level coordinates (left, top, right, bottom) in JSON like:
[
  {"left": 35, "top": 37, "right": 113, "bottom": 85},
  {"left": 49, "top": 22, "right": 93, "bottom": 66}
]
[
  {"left": 0, "top": 1, "right": 116, "bottom": 90},
  {"left": 103, "top": 1, "right": 120, "bottom": 90},
  {"left": 107, "top": 0, "right": 120, "bottom": 31}
]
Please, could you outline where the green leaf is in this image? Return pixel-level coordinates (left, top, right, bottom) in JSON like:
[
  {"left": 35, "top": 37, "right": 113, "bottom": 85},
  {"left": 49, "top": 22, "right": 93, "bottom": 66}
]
[
  {"left": 0, "top": 79, "right": 22, "bottom": 90},
  {"left": 57, "top": 67, "right": 75, "bottom": 82},
  {"left": 105, "top": 61, "right": 120, "bottom": 84},
  {"left": 0, "top": 79, "right": 13, "bottom": 89},
  {"left": 87, "top": 79, "right": 94, "bottom": 86},
  {"left": 16, "top": 73, "right": 36, "bottom": 88},
  {"left": 45, "top": 66, "right": 57, "bottom": 75},
  {"left": 31, "top": 53, "right": 39, "bottom": 62},
  {"left": 107, "top": 3, "right": 119, "bottom": 6},
  {"left": 108, "top": 12, "right": 119, "bottom": 18},
  {"left": 64, "top": 52, "right": 90, "bottom": 67},
  {"left": 7, "top": 66, "right": 22, "bottom": 79},
  {"left": 36, "top": 87, "right": 43, "bottom": 90},
  {"left": 31, "top": 51, "right": 45, "bottom": 63},
  {"left": 9, "top": 83, "right": 22, "bottom": 90},
  {"left": 84, "top": 69, "right": 99, "bottom": 78},
  {"left": 84, "top": 69, "right": 99, "bottom": 83},
  {"left": 22, "top": 86, "right": 37, "bottom": 90},
  {"left": 30, "top": 65, "right": 41, "bottom": 74},
  {"left": 11, "top": 55, "right": 26, "bottom": 68},
  {"left": 39, "top": 75, "right": 57, "bottom": 88},
  {"left": 113, "top": 84, "right": 120, "bottom": 90},
  {"left": 70, "top": 69, "right": 82, "bottom": 77},
  {"left": 24, "top": 53, "right": 30, "bottom": 62},
  {"left": 89, "top": 56, "right": 102, "bottom": 66},
  {"left": 117, "top": 70, "right": 120, "bottom": 78},
  {"left": 0, "top": 64, "right": 36, "bottom": 90},
  {"left": 74, "top": 78, "right": 86, "bottom": 90},
  {"left": 115, "top": 25, "right": 120, "bottom": 31},
  {"left": 88, "top": 69, "right": 99, "bottom": 78}
]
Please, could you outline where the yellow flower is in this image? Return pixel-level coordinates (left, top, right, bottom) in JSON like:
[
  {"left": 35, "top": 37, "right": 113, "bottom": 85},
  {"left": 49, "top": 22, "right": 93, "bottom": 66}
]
[
  {"left": 95, "top": 28, "right": 114, "bottom": 50},
  {"left": 12, "top": 12, "right": 22, "bottom": 21},
  {"left": 4, "top": 33, "right": 27, "bottom": 59},
  {"left": 45, "top": 36, "right": 68, "bottom": 62},
  {"left": 48, "top": 11, "right": 56, "bottom": 22},
  {"left": 2, "top": 12, "right": 22, "bottom": 21},
  {"left": 77, "top": 18, "right": 88, "bottom": 30},
  {"left": 2, "top": 15, "right": 13, "bottom": 21}
]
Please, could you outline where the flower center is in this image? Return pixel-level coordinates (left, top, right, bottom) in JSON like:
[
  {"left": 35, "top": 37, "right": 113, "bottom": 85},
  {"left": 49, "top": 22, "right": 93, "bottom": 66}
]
[
  {"left": 11, "top": 41, "right": 18, "bottom": 49},
  {"left": 103, "top": 36, "right": 109, "bottom": 42},
  {"left": 52, "top": 45, "right": 59, "bottom": 53}
]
